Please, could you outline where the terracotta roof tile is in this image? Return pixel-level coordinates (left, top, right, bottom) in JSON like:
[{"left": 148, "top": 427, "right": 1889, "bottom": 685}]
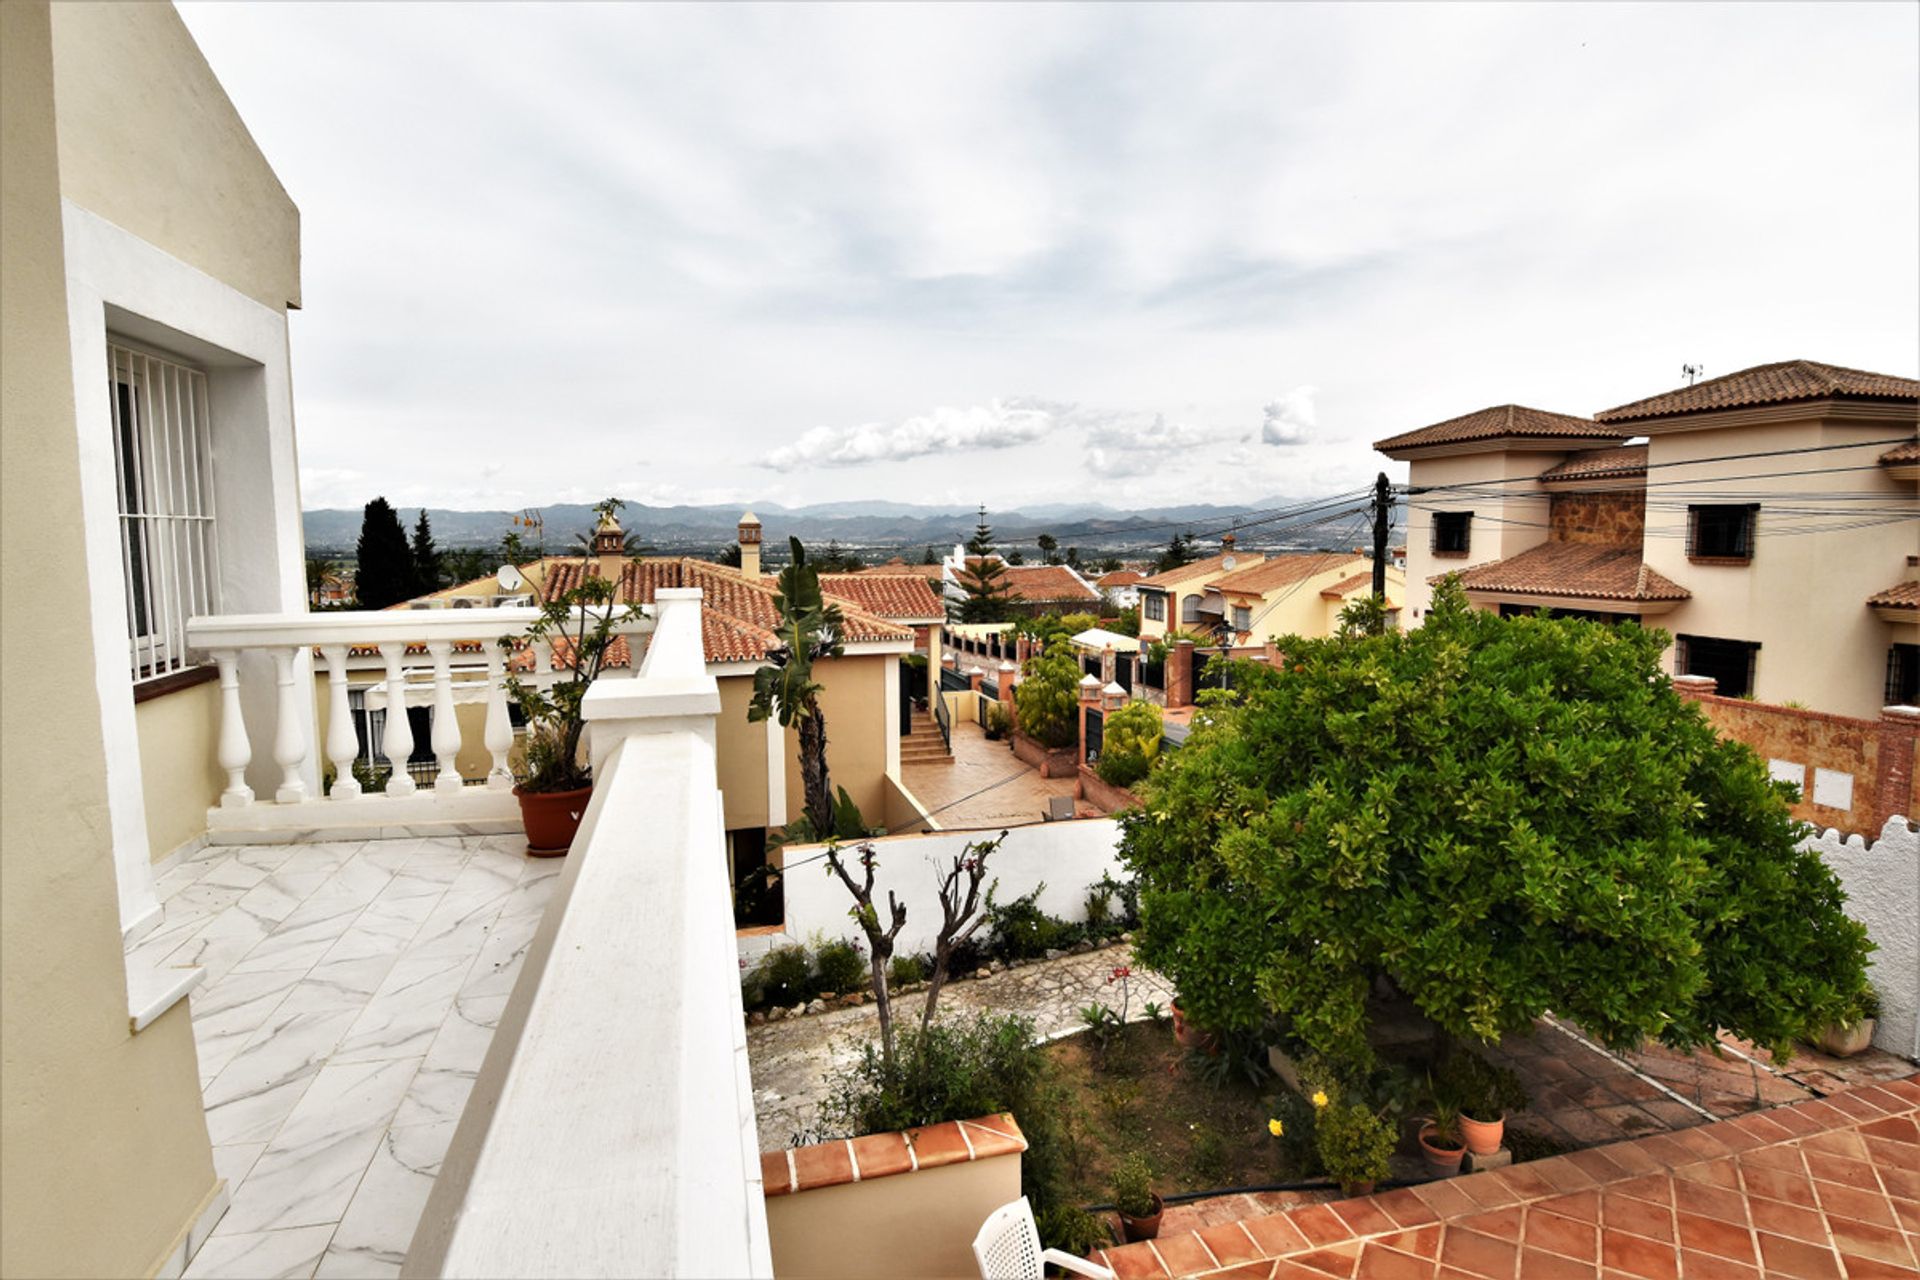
[
  {"left": 1867, "top": 580, "right": 1920, "bottom": 611},
  {"left": 1436, "top": 542, "right": 1691, "bottom": 603},
  {"left": 1596, "top": 359, "right": 1920, "bottom": 423},
  {"left": 957, "top": 562, "right": 1099, "bottom": 603},
  {"left": 1319, "top": 571, "right": 1379, "bottom": 599},
  {"left": 1375, "top": 404, "right": 1625, "bottom": 453},
  {"left": 1540, "top": 444, "right": 1650, "bottom": 483},
  {"left": 818, "top": 572, "right": 945, "bottom": 621},
  {"left": 1097, "top": 570, "right": 1146, "bottom": 587},
  {"left": 1881, "top": 438, "right": 1920, "bottom": 465},
  {"left": 1137, "top": 551, "right": 1263, "bottom": 590},
  {"left": 1211, "top": 553, "right": 1356, "bottom": 597}
]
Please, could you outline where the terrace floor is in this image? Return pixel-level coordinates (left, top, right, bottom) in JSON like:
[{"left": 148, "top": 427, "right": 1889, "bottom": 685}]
[
  {"left": 901, "top": 717, "right": 1091, "bottom": 830},
  {"left": 129, "top": 834, "right": 557, "bottom": 1279}
]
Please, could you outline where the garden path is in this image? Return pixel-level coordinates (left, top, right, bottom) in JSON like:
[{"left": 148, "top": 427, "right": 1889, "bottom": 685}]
[{"left": 745, "top": 939, "right": 1173, "bottom": 1151}]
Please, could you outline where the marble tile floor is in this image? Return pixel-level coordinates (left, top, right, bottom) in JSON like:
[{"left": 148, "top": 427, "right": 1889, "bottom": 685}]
[{"left": 129, "top": 834, "right": 559, "bottom": 1279}]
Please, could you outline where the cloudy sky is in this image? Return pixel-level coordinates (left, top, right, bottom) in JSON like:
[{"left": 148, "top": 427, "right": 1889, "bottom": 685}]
[{"left": 178, "top": 2, "right": 1919, "bottom": 514}]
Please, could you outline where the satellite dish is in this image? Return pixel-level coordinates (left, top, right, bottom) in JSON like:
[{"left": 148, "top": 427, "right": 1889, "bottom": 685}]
[
  {"left": 1222, "top": 556, "right": 1238, "bottom": 571},
  {"left": 497, "top": 564, "right": 525, "bottom": 592}
]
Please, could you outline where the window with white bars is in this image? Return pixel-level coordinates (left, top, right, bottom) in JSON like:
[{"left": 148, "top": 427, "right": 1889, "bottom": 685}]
[{"left": 108, "top": 341, "right": 220, "bottom": 683}]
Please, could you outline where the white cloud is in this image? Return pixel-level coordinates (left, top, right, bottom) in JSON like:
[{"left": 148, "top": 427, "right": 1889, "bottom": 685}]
[
  {"left": 764, "top": 396, "right": 1060, "bottom": 468},
  {"left": 1261, "top": 387, "right": 1317, "bottom": 446}
]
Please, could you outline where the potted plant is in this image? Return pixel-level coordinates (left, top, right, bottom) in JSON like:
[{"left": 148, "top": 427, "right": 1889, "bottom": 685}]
[
  {"left": 1815, "top": 985, "right": 1879, "bottom": 1058},
  {"left": 506, "top": 541, "right": 642, "bottom": 855},
  {"left": 1436, "top": 1050, "right": 1527, "bottom": 1158},
  {"left": 1169, "top": 999, "right": 1219, "bottom": 1056},
  {"left": 1417, "top": 1081, "right": 1466, "bottom": 1177},
  {"left": 983, "top": 700, "right": 1012, "bottom": 741},
  {"left": 1110, "top": 1152, "right": 1162, "bottom": 1242},
  {"left": 1316, "top": 1099, "right": 1395, "bottom": 1197}
]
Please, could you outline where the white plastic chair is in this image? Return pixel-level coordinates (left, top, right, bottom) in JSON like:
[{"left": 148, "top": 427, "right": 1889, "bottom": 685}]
[{"left": 972, "top": 1196, "right": 1115, "bottom": 1280}]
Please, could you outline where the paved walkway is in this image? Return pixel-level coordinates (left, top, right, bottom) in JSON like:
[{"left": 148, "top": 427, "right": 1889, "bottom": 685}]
[
  {"left": 746, "top": 940, "right": 1172, "bottom": 1150},
  {"left": 900, "top": 718, "right": 1090, "bottom": 831},
  {"left": 128, "top": 835, "right": 554, "bottom": 1279},
  {"left": 1093, "top": 1072, "right": 1920, "bottom": 1279}
]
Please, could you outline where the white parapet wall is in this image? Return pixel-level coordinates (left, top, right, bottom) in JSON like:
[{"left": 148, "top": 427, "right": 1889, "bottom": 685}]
[
  {"left": 1800, "top": 816, "right": 1918, "bottom": 1059},
  {"left": 743, "top": 817, "right": 1128, "bottom": 962}
]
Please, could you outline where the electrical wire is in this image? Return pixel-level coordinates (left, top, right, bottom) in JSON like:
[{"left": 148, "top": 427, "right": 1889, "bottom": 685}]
[{"left": 1404, "top": 434, "right": 1916, "bottom": 495}]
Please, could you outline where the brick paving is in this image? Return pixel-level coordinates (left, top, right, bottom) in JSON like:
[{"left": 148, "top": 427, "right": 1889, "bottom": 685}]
[
  {"left": 1091, "top": 1072, "right": 1920, "bottom": 1279},
  {"left": 899, "top": 718, "right": 1090, "bottom": 831}
]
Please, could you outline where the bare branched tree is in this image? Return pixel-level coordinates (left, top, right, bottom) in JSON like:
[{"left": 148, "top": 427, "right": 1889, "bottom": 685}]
[
  {"left": 825, "top": 840, "right": 907, "bottom": 1066},
  {"left": 921, "top": 831, "right": 1008, "bottom": 1031}
]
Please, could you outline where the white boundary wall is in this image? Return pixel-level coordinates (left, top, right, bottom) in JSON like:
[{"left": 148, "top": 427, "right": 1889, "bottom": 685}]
[
  {"left": 1800, "top": 816, "right": 1918, "bottom": 1059},
  {"left": 743, "top": 818, "right": 1127, "bottom": 962}
]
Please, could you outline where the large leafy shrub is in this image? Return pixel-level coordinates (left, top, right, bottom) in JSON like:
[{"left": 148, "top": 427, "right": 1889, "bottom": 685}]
[
  {"left": 1120, "top": 580, "right": 1871, "bottom": 1076},
  {"left": 1096, "top": 700, "right": 1163, "bottom": 788},
  {"left": 1015, "top": 640, "right": 1081, "bottom": 749}
]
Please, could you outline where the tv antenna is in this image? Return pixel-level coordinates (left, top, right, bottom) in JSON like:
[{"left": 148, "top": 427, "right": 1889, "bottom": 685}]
[{"left": 1682, "top": 363, "right": 1705, "bottom": 386}]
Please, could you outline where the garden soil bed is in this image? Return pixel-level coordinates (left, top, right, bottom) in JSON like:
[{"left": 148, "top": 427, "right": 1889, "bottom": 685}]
[{"left": 1044, "top": 1020, "right": 1300, "bottom": 1212}]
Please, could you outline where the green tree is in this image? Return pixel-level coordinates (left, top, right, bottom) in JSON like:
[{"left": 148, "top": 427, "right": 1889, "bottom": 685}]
[
  {"left": 305, "top": 554, "right": 338, "bottom": 605},
  {"left": 717, "top": 542, "right": 743, "bottom": 568},
  {"left": 410, "top": 510, "right": 442, "bottom": 593},
  {"left": 1119, "top": 580, "right": 1871, "bottom": 1078},
  {"left": 1013, "top": 640, "right": 1080, "bottom": 749},
  {"left": 921, "top": 544, "right": 940, "bottom": 565},
  {"left": 749, "top": 538, "right": 853, "bottom": 835},
  {"left": 1154, "top": 531, "right": 1196, "bottom": 574},
  {"left": 353, "top": 498, "right": 415, "bottom": 609},
  {"left": 957, "top": 507, "right": 1015, "bottom": 623},
  {"left": 441, "top": 546, "right": 491, "bottom": 587},
  {"left": 1096, "top": 700, "right": 1162, "bottom": 788},
  {"left": 1036, "top": 533, "right": 1060, "bottom": 565},
  {"left": 1005, "top": 548, "right": 1027, "bottom": 565}
]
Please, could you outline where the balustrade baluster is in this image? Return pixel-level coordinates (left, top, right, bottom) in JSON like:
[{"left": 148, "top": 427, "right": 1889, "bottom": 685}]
[
  {"left": 321, "top": 644, "right": 361, "bottom": 799},
  {"left": 484, "top": 647, "right": 514, "bottom": 790},
  {"left": 271, "top": 646, "right": 311, "bottom": 803},
  {"left": 213, "top": 649, "right": 254, "bottom": 807},
  {"left": 428, "top": 640, "right": 463, "bottom": 794},
  {"left": 381, "top": 646, "right": 417, "bottom": 796}
]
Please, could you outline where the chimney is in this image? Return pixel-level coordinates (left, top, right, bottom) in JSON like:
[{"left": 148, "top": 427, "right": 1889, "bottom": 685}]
[
  {"left": 738, "top": 511, "right": 762, "bottom": 577},
  {"left": 1221, "top": 532, "right": 1236, "bottom": 555},
  {"left": 592, "top": 509, "right": 625, "bottom": 555}
]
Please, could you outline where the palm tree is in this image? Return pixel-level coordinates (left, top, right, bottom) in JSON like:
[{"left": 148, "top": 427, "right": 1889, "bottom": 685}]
[{"left": 748, "top": 538, "right": 845, "bottom": 834}]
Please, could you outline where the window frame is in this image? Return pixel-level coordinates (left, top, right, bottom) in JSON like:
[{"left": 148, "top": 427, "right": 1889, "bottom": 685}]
[
  {"left": 1232, "top": 605, "right": 1251, "bottom": 633},
  {"left": 1686, "top": 503, "right": 1759, "bottom": 563},
  {"left": 1675, "top": 633, "right": 1761, "bottom": 699},
  {"left": 1142, "top": 591, "right": 1165, "bottom": 622},
  {"left": 1431, "top": 511, "right": 1473, "bottom": 557},
  {"left": 1888, "top": 643, "right": 1919, "bottom": 706}
]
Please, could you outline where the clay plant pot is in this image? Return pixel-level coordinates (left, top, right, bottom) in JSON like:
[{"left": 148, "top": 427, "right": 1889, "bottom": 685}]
[
  {"left": 1816, "top": 1018, "right": 1876, "bottom": 1058},
  {"left": 1458, "top": 1112, "right": 1505, "bottom": 1158},
  {"left": 1418, "top": 1124, "right": 1466, "bottom": 1178},
  {"left": 514, "top": 784, "right": 592, "bottom": 856},
  {"left": 1170, "top": 1001, "right": 1219, "bottom": 1056},
  {"left": 1118, "top": 1194, "right": 1164, "bottom": 1243}
]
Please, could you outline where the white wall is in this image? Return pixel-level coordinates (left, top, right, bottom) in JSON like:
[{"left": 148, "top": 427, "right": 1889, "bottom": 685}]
[
  {"left": 1800, "top": 816, "right": 1918, "bottom": 1059},
  {"left": 742, "top": 819, "right": 1127, "bottom": 961}
]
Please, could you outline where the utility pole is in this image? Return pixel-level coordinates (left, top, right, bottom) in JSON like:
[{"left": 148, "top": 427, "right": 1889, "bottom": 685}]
[{"left": 1372, "top": 472, "right": 1391, "bottom": 601}]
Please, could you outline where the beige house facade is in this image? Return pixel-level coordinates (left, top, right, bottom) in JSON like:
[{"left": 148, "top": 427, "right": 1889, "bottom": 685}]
[{"left": 1380, "top": 361, "right": 1919, "bottom": 718}]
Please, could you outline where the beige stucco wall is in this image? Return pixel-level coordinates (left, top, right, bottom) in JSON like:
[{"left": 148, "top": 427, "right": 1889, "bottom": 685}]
[
  {"left": 1220, "top": 557, "right": 1402, "bottom": 643},
  {"left": 764, "top": 1152, "right": 1020, "bottom": 1279},
  {"left": 48, "top": 2, "right": 300, "bottom": 312},
  {"left": 2, "top": 7, "right": 221, "bottom": 1274},
  {"left": 1640, "top": 415, "right": 1917, "bottom": 718},
  {"left": 781, "top": 653, "right": 891, "bottom": 828},
  {"left": 1402, "top": 448, "right": 1562, "bottom": 620},
  {"left": 717, "top": 673, "right": 771, "bottom": 831},
  {"left": 137, "top": 679, "right": 224, "bottom": 861}
]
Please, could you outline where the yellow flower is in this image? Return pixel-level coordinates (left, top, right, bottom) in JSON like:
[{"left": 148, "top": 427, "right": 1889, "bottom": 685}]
[
  {"left": 1267, "top": 1117, "right": 1284, "bottom": 1137},
  {"left": 1311, "top": 1090, "right": 1329, "bottom": 1108}
]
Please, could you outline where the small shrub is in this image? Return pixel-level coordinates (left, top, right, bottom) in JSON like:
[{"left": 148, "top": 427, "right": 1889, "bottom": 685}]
[
  {"left": 754, "top": 945, "right": 812, "bottom": 1008},
  {"left": 1187, "top": 1123, "right": 1230, "bottom": 1187},
  {"left": 1097, "top": 872, "right": 1140, "bottom": 929},
  {"left": 1096, "top": 701, "right": 1162, "bottom": 789},
  {"left": 821, "top": 1013, "right": 1045, "bottom": 1138},
  {"left": 1084, "top": 883, "right": 1112, "bottom": 930},
  {"left": 988, "top": 884, "right": 1067, "bottom": 960},
  {"left": 1035, "top": 1205, "right": 1110, "bottom": 1257},
  {"left": 1435, "top": 1050, "right": 1527, "bottom": 1121},
  {"left": 1267, "top": 1090, "right": 1322, "bottom": 1175},
  {"left": 983, "top": 700, "right": 1012, "bottom": 741},
  {"left": 812, "top": 939, "right": 867, "bottom": 997},
  {"left": 889, "top": 954, "right": 927, "bottom": 987},
  {"left": 1015, "top": 642, "right": 1081, "bottom": 749},
  {"left": 1109, "top": 1152, "right": 1157, "bottom": 1219},
  {"left": 1316, "top": 1100, "right": 1395, "bottom": 1189}
]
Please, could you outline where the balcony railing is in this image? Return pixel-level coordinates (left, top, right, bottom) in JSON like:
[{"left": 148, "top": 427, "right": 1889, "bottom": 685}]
[{"left": 185, "top": 606, "right": 654, "bottom": 833}]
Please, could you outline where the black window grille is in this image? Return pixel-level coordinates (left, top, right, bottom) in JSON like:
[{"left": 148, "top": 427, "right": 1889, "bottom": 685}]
[
  {"left": 1676, "top": 634, "right": 1760, "bottom": 699},
  {"left": 1687, "top": 504, "right": 1758, "bottom": 560},
  {"left": 1888, "top": 643, "right": 1919, "bottom": 705},
  {"left": 1143, "top": 592, "right": 1165, "bottom": 622},
  {"left": 1432, "top": 511, "right": 1472, "bottom": 555}
]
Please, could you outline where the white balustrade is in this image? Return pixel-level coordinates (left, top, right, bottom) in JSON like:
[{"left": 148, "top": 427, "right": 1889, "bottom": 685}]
[{"left": 185, "top": 607, "right": 653, "bottom": 834}]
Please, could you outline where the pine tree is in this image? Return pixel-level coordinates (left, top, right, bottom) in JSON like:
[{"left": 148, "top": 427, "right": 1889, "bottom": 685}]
[
  {"left": 411, "top": 510, "right": 442, "bottom": 594},
  {"left": 354, "top": 498, "right": 416, "bottom": 609},
  {"left": 957, "top": 506, "right": 1015, "bottom": 622},
  {"left": 1155, "top": 531, "right": 1197, "bottom": 574},
  {"left": 921, "top": 544, "right": 939, "bottom": 565}
]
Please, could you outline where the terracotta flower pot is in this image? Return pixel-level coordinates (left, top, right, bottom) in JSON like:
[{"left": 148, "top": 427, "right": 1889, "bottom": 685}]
[
  {"left": 1118, "top": 1194, "right": 1164, "bottom": 1242},
  {"left": 1170, "top": 1001, "right": 1219, "bottom": 1056},
  {"left": 1816, "top": 1018, "right": 1875, "bottom": 1058},
  {"left": 514, "top": 784, "right": 592, "bottom": 856},
  {"left": 1419, "top": 1123, "right": 1466, "bottom": 1177},
  {"left": 1458, "top": 1112, "right": 1505, "bottom": 1157}
]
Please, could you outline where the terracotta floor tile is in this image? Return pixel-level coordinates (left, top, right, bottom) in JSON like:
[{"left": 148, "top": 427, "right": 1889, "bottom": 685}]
[
  {"left": 1153, "top": 1231, "right": 1218, "bottom": 1276},
  {"left": 1372, "top": 1227, "right": 1440, "bottom": 1261},
  {"left": 1675, "top": 1248, "right": 1761, "bottom": 1280},
  {"left": 1611, "top": 1175, "right": 1674, "bottom": 1207},
  {"left": 848, "top": 1130, "right": 913, "bottom": 1180},
  {"left": 1207, "top": 1264, "right": 1277, "bottom": 1280},
  {"left": 1493, "top": 1165, "right": 1558, "bottom": 1202},
  {"left": 1454, "top": 1177, "right": 1523, "bottom": 1211},
  {"left": 1454, "top": 1210, "right": 1522, "bottom": 1242},
  {"left": 1802, "top": 1129, "right": 1872, "bottom": 1161},
  {"left": 1816, "top": 1180, "right": 1901, "bottom": 1228},
  {"left": 1858, "top": 1117, "right": 1920, "bottom": 1147},
  {"left": 1598, "top": 1142, "right": 1665, "bottom": 1176},
  {"left": 1674, "top": 1158, "right": 1742, "bottom": 1193},
  {"left": 1741, "top": 1162, "right": 1819, "bottom": 1209},
  {"left": 1330, "top": 1197, "right": 1398, "bottom": 1238},
  {"left": 1756, "top": 1231, "right": 1844, "bottom": 1280},
  {"left": 1772, "top": 1108, "right": 1828, "bottom": 1138},
  {"left": 1600, "top": 1192, "right": 1674, "bottom": 1244},
  {"left": 1672, "top": 1177, "right": 1750, "bottom": 1225},
  {"left": 789, "top": 1138, "right": 853, "bottom": 1190},
  {"left": 1438, "top": 1228, "right": 1518, "bottom": 1279},
  {"left": 1850, "top": 1085, "right": 1914, "bottom": 1116},
  {"left": 1876, "top": 1163, "right": 1920, "bottom": 1203},
  {"left": 1529, "top": 1156, "right": 1601, "bottom": 1194},
  {"left": 1864, "top": 1134, "right": 1920, "bottom": 1174},
  {"left": 1412, "top": 1181, "right": 1479, "bottom": 1219},
  {"left": 1599, "top": 1227, "right": 1678, "bottom": 1280},
  {"left": 1835, "top": 1254, "right": 1920, "bottom": 1279},
  {"left": 1289, "top": 1242, "right": 1360, "bottom": 1278},
  {"left": 1825, "top": 1092, "right": 1887, "bottom": 1123},
  {"left": 1536, "top": 1191, "right": 1603, "bottom": 1224},
  {"left": 1103, "top": 1241, "right": 1171, "bottom": 1280},
  {"left": 1351, "top": 1242, "right": 1432, "bottom": 1280},
  {"left": 1746, "top": 1195, "right": 1832, "bottom": 1244},
  {"left": 1371, "top": 1189, "right": 1441, "bottom": 1229},
  {"left": 1292, "top": 1204, "right": 1357, "bottom": 1248},
  {"left": 1515, "top": 1246, "right": 1595, "bottom": 1280},
  {"left": 1672, "top": 1209, "right": 1756, "bottom": 1262},
  {"left": 1524, "top": 1207, "right": 1598, "bottom": 1263},
  {"left": 1564, "top": 1149, "right": 1629, "bottom": 1185},
  {"left": 1198, "top": 1222, "right": 1265, "bottom": 1268},
  {"left": 1729, "top": 1112, "right": 1794, "bottom": 1144},
  {"left": 1272, "top": 1263, "right": 1343, "bottom": 1280},
  {"left": 1244, "top": 1212, "right": 1313, "bottom": 1258},
  {"left": 1824, "top": 1215, "right": 1917, "bottom": 1268},
  {"left": 1702, "top": 1120, "right": 1765, "bottom": 1154},
  {"left": 1810, "top": 1152, "right": 1886, "bottom": 1193}
]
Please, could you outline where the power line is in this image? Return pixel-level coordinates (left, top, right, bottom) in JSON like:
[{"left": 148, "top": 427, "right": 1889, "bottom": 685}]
[{"left": 1406, "top": 434, "right": 1915, "bottom": 496}]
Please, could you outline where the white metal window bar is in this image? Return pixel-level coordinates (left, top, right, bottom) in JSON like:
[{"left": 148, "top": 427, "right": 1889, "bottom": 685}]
[{"left": 108, "top": 341, "right": 219, "bottom": 683}]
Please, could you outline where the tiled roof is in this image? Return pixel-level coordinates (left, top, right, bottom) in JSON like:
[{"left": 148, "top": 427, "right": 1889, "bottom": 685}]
[
  {"left": 1539, "top": 444, "right": 1650, "bottom": 483},
  {"left": 1096, "top": 570, "right": 1145, "bottom": 587},
  {"left": 1137, "top": 551, "right": 1262, "bottom": 589},
  {"left": 761, "top": 1113, "right": 1026, "bottom": 1198},
  {"left": 1319, "top": 571, "right": 1379, "bottom": 599},
  {"left": 1437, "top": 541, "right": 1691, "bottom": 602},
  {"left": 1868, "top": 580, "right": 1920, "bottom": 611},
  {"left": 1882, "top": 438, "right": 1920, "bottom": 465},
  {"left": 1597, "top": 359, "right": 1920, "bottom": 423},
  {"left": 1211, "top": 553, "right": 1356, "bottom": 596},
  {"left": 957, "top": 561, "right": 1099, "bottom": 603},
  {"left": 1374, "top": 404, "right": 1624, "bottom": 453},
  {"left": 537, "top": 557, "right": 910, "bottom": 663},
  {"left": 817, "top": 573, "right": 945, "bottom": 621},
  {"left": 854, "top": 559, "right": 947, "bottom": 579}
]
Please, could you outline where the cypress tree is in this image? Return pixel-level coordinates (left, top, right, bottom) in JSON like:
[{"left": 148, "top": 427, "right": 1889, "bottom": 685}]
[
  {"left": 411, "top": 510, "right": 442, "bottom": 593},
  {"left": 353, "top": 498, "right": 415, "bottom": 608}
]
